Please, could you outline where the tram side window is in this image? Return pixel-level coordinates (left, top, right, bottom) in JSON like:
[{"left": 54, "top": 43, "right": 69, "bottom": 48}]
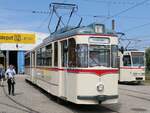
[
  {"left": 123, "top": 55, "right": 131, "bottom": 66},
  {"left": 32, "top": 52, "right": 35, "bottom": 67},
  {"left": 46, "top": 44, "right": 52, "bottom": 66},
  {"left": 111, "top": 45, "right": 118, "bottom": 68},
  {"left": 54, "top": 42, "right": 58, "bottom": 66},
  {"left": 68, "top": 38, "right": 76, "bottom": 67},
  {"left": 77, "top": 44, "right": 88, "bottom": 67},
  {"left": 25, "top": 54, "right": 30, "bottom": 66},
  {"left": 61, "top": 40, "right": 68, "bottom": 67},
  {"left": 41, "top": 47, "right": 46, "bottom": 66},
  {"left": 37, "top": 49, "right": 41, "bottom": 66}
]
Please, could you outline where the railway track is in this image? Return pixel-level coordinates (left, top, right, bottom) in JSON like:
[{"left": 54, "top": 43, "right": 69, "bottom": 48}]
[
  {"left": 119, "top": 87, "right": 150, "bottom": 102},
  {"left": 2, "top": 86, "right": 41, "bottom": 113},
  {"left": 119, "top": 88, "right": 150, "bottom": 96},
  {"left": 26, "top": 80, "right": 120, "bottom": 113},
  {"left": 126, "top": 94, "right": 150, "bottom": 102},
  {"left": 0, "top": 81, "right": 120, "bottom": 113}
]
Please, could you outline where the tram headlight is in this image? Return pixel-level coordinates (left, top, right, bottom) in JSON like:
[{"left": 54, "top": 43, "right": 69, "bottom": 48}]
[{"left": 97, "top": 84, "right": 104, "bottom": 91}]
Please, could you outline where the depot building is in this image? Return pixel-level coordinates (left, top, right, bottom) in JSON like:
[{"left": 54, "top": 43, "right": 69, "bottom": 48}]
[{"left": 0, "top": 31, "right": 48, "bottom": 73}]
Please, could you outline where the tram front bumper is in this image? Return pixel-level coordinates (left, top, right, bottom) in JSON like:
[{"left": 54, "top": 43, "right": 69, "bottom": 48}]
[{"left": 77, "top": 95, "right": 118, "bottom": 101}]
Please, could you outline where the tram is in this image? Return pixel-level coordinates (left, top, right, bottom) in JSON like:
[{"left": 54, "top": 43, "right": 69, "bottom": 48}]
[
  {"left": 25, "top": 22, "right": 119, "bottom": 104},
  {"left": 119, "top": 50, "right": 145, "bottom": 83}
]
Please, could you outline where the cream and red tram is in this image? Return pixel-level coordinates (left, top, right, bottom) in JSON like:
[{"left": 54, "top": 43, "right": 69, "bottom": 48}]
[
  {"left": 25, "top": 23, "right": 119, "bottom": 104},
  {"left": 119, "top": 50, "right": 145, "bottom": 83}
]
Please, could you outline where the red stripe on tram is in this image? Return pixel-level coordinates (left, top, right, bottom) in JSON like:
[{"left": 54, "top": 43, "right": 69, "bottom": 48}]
[
  {"left": 47, "top": 68, "right": 118, "bottom": 76},
  {"left": 66, "top": 69, "right": 118, "bottom": 76}
]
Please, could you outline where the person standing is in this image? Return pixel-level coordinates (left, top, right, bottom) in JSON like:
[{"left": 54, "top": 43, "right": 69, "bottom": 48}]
[
  {"left": 0, "top": 64, "right": 5, "bottom": 87},
  {"left": 5, "top": 65, "right": 16, "bottom": 96}
]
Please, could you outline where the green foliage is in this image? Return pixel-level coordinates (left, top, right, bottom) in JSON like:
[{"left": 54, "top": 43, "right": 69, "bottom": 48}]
[{"left": 145, "top": 48, "right": 150, "bottom": 71}]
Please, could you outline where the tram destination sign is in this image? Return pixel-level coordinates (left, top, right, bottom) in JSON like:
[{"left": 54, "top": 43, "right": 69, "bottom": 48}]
[
  {"left": 89, "top": 37, "right": 110, "bottom": 45},
  {"left": 0, "top": 33, "right": 35, "bottom": 44}
]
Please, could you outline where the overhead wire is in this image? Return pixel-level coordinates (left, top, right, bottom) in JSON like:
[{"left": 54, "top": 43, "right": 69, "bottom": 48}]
[
  {"left": 101, "top": 0, "right": 150, "bottom": 22},
  {"left": 81, "top": 0, "right": 150, "bottom": 49},
  {"left": 78, "top": 14, "right": 150, "bottom": 20},
  {"left": 1, "top": 2, "right": 150, "bottom": 38},
  {"left": 123, "top": 21, "right": 150, "bottom": 33},
  {"left": 0, "top": 7, "right": 53, "bottom": 30},
  {"left": 1, "top": 5, "right": 150, "bottom": 21},
  {"left": 36, "top": 14, "right": 51, "bottom": 30},
  {"left": 82, "top": 0, "right": 145, "bottom": 5},
  {"left": 0, "top": 7, "right": 34, "bottom": 13},
  {"left": 0, "top": 7, "right": 51, "bottom": 14}
]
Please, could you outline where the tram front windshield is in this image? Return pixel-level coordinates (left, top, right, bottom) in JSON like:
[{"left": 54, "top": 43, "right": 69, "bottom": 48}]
[
  {"left": 131, "top": 52, "right": 144, "bottom": 66},
  {"left": 76, "top": 44, "right": 118, "bottom": 68},
  {"left": 89, "top": 45, "right": 110, "bottom": 67}
]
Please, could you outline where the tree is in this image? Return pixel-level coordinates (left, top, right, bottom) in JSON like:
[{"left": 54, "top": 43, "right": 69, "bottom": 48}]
[{"left": 145, "top": 48, "right": 150, "bottom": 71}]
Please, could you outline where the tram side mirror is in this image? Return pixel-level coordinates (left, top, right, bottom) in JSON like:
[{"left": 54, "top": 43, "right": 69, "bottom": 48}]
[{"left": 119, "top": 46, "right": 124, "bottom": 54}]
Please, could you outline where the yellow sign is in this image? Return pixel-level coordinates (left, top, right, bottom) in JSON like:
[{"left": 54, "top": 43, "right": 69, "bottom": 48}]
[{"left": 0, "top": 33, "right": 35, "bottom": 44}]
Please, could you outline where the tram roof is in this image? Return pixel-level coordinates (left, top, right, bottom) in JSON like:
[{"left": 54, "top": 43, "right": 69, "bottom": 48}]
[
  {"left": 125, "top": 50, "right": 145, "bottom": 53},
  {"left": 30, "top": 22, "right": 118, "bottom": 50},
  {"left": 124, "top": 49, "right": 144, "bottom": 52},
  {"left": 43, "top": 22, "right": 117, "bottom": 43}
]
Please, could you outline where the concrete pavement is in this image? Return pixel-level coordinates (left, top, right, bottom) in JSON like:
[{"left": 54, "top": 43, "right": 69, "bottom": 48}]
[{"left": 1, "top": 75, "right": 150, "bottom": 113}]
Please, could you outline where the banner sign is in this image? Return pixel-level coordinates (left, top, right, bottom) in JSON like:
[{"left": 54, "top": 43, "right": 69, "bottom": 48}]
[{"left": 0, "top": 33, "right": 35, "bottom": 44}]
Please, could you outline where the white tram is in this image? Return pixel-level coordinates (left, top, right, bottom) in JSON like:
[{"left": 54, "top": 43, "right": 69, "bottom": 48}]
[
  {"left": 25, "top": 23, "right": 119, "bottom": 104},
  {"left": 119, "top": 50, "right": 145, "bottom": 83}
]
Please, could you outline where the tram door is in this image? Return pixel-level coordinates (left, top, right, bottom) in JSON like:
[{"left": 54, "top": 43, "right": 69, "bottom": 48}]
[
  {"left": 61, "top": 38, "right": 76, "bottom": 98},
  {"left": 61, "top": 40, "right": 68, "bottom": 98}
]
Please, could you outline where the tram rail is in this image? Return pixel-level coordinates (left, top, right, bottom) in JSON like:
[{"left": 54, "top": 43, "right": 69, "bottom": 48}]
[
  {"left": 2, "top": 86, "right": 40, "bottom": 113},
  {"left": 119, "top": 88, "right": 150, "bottom": 96},
  {"left": 119, "top": 87, "right": 150, "bottom": 102}
]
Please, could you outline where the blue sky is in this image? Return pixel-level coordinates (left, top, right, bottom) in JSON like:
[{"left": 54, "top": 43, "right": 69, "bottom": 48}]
[{"left": 0, "top": 0, "right": 150, "bottom": 50}]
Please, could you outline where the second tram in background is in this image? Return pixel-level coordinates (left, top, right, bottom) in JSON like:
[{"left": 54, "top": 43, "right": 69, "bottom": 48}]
[{"left": 119, "top": 50, "right": 145, "bottom": 84}]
